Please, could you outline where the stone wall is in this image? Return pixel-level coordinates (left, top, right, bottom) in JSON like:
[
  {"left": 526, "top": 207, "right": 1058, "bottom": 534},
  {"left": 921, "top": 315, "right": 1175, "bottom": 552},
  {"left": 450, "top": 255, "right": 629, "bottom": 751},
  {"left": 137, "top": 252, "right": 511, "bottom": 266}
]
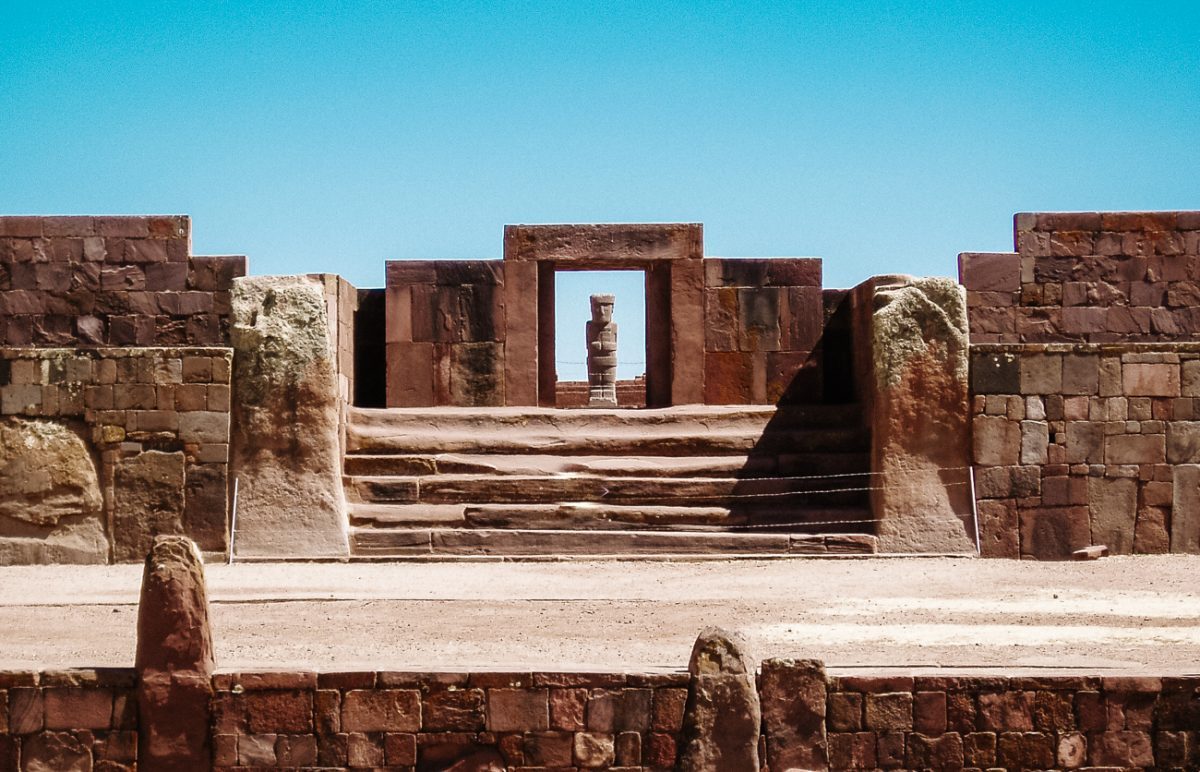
[
  {"left": 6, "top": 666, "right": 1195, "bottom": 770},
  {"left": 0, "top": 346, "right": 232, "bottom": 563},
  {"left": 385, "top": 260, "right": 505, "bottom": 407},
  {"left": 963, "top": 211, "right": 1200, "bottom": 344},
  {"left": 964, "top": 211, "right": 1200, "bottom": 559},
  {"left": 211, "top": 670, "right": 688, "bottom": 769},
  {"left": 823, "top": 672, "right": 1194, "bottom": 770},
  {"left": 971, "top": 343, "right": 1200, "bottom": 559},
  {"left": 0, "top": 215, "right": 245, "bottom": 347},
  {"left": 703, "top": 257, "right": 823, "bottom": 404},
  {"left": 0, "top": 668, "right": 139, "bottom": 771}
]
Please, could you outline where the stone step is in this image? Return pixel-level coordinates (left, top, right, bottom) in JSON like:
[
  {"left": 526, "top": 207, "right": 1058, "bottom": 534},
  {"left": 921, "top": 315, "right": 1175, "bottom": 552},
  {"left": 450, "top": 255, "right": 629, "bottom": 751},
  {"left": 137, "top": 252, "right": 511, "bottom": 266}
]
[
  {"left": 345, "top": 474, "right": 871, "bottom": 508},
  {"left": 343, "top": 452, "right": 871, "bottom": 479},
  {"left": 348, "top": 426, "right": 869, "bottom": 457},
  {"left": 348, "top": 404, "right": 867, "bottom": 456},
  {"left": 349, "top": 527, "right": 878, "bottom": 557},
  {"left": 349, "top": 502, "right": 873, "bottom": 532}
]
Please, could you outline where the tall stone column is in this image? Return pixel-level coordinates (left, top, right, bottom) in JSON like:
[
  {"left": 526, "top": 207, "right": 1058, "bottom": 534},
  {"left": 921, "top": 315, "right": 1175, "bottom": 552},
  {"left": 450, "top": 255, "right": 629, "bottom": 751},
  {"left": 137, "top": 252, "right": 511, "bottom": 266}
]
[{"left": 587, "top": 293, "right": 618, "bottom": 408}]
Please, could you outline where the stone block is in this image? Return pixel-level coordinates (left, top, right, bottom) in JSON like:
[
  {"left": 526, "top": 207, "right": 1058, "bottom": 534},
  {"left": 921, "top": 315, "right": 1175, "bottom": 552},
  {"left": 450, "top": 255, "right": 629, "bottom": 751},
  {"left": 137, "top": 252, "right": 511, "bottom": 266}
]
[
  {"left": 1166, "top": 421, "right": 1200, "bottom": 463},
  {"left": 703, "top": 351, "right": 754, "bottom": 405},
  {"left": 524, "top": 730, "right": 574, "bottom": 766},
  {"left": 979, "top": 691, "right": 1033, "bottom": 731},
  {"left": 865, "top": 692, "right": 913, "bottom": 730},
  {"left": 1123, "top": 362, "right": 1180, "bottom": 396},
  {"left": 573, "top": 731, "right": 615, "bottom": 768},
  {"left": 704, "top": 288, "right": 738, "bottom": 352},
  {"left": 448, "top": 342, "right": 503, "bottom": 407},
  {"left": 913, "top": 691, "right": 947, "bottom": 734},
  {"left": 737, "top": 287, "right": 781, "bottom": 351},
  {"left": 1020, "top": 354, "right": 1062, "bottom": 394},
  {"left": 970, "top": 350, "right": 1019, "bottom": 394},
  {"left": 828, "top": 731, "right": 876, "bottom": 769},
  {"left": 960, "top": 252, "right": 1020, "bottom": 292},
  {"left": 782, "top": 285, "right": 822, "bottom": 351},
  {"left": 1171, "top": 464, "right": 1200, "bottom": 553},
  {"left": 977, "top": 499, "right": 1019, "bottom": 558},
  {"left": 760, "top": 659, "right": 827, "bottom": 771},
  {"left": 1061, "top": 354, "right": 1099, "bottom": 394},
  {"left": 1020, "top": 420, "right": 1049, "bottom": 464},
  {"left": 548, "top": 687, "right": 586, "bottom": 731},
  {"left": 487, "top": 688, "right": 548, "bottom": 732},
  {"left": 341, "top": 689, "right": 420, "bottom": 732},
  {"left": 112, "top": 451, "right": 186, "bottom": 563},
  {"left": 43, "top": 687, "right": 113, "bottom": 730},
  {"left": 423, "top": 688, "right": 485, "bottom": 731},
  {"left": 973, "top": 415, "right": 1021, "bottom": 466},
  {"left": 652, "top": 687, "right": 688, "bottom": 731},
  {"left": 1020, "top": 506, "right": 1090, "bottom": 560},
  {"left": 1134, "top": 507, "right": 1170, "bottom": 553},
  {"left": 1088, "top": 476, "right": 1138, "bottom": 553},
  {"left": 387, "top": 342, "right": 434, "bottom": 407},
  {"left": 1105, "top": 432, "right": 1165, "bottom": 465}
]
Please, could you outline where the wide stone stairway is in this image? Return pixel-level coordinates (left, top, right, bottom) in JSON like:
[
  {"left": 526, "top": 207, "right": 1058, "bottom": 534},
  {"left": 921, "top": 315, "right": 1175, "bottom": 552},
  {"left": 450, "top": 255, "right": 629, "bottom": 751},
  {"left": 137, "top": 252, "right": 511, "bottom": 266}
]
[{"left": 343, "top": 404, "right": 877, "bottom": 557}]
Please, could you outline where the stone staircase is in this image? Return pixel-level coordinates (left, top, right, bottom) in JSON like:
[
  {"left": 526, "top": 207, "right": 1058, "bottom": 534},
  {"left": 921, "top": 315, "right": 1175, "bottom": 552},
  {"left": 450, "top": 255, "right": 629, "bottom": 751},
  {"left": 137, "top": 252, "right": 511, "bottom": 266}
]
[{"left": 343, "top": 404, "right": 876, "bottom": 557}]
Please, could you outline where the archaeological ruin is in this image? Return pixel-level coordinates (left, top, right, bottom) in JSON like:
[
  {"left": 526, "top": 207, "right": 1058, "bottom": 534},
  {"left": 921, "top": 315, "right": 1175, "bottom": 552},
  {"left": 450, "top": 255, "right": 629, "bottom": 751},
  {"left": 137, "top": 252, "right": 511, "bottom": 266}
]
[
  {"left": 1, "top": 212, "right": 1200, "bottom": 563},
  {"left": 2, "top": 211, "right": 1200, "bottom": 771}
]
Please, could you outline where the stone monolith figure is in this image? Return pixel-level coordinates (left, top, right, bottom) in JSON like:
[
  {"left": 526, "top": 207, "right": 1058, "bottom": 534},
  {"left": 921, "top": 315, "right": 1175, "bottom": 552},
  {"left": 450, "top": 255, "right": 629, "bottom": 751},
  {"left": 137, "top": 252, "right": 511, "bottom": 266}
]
[{"left": 587, "top": 293, "right": 618, "bottom": 407}]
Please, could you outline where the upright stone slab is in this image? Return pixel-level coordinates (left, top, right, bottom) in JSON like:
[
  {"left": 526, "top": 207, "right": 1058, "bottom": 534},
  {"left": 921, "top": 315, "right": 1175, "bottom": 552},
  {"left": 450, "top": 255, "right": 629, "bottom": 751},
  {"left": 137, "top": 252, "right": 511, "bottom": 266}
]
[
  {"left": 760, "top": 658, "right": 828, "bottom": 770},
  {"left": 854, "top": 275, "right": 975, "bottom": 553},
  {"left": 229, "top": 275, "right": 349, "bottom": 557},
  {"left": 136, "top": 536, "right": 214, "bottom": 771},
  {"left": 0, "top": 417, "right": 107, "bottom": 564},
  {"left": 677, "top": 627, "right": 761, "bottom": 772},
  {"left": 1172, "top": 464, "right": 1200, "bottom": 553}
]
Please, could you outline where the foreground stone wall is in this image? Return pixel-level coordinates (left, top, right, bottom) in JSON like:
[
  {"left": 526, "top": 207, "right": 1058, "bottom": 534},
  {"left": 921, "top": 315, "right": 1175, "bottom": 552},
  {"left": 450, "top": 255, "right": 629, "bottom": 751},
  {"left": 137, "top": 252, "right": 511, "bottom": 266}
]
[
  {"left": 0, "top": 347, "right": 231, "bottom": 563},
  {"left": 211, "top": 670, "right": 688, "bottom": 769},
  {"left": 5, "top": 666, "right": 1195, "bottom": 770},
  {"left": 971, "top": 343, "right": 1200, "bottom": 559}
]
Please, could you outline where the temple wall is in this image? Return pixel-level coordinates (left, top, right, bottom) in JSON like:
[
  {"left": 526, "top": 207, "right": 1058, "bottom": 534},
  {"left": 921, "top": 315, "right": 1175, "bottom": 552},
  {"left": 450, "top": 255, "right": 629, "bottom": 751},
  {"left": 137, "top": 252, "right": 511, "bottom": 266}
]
[
  {"left": 0, "top": 216, "right": 244, "bottom": 347},
  {"left": 0, "top": 346, "right": 231, "bottom": 563},
  {"left": 963, "top": 211, "right": 1200, "bottom": 559}
]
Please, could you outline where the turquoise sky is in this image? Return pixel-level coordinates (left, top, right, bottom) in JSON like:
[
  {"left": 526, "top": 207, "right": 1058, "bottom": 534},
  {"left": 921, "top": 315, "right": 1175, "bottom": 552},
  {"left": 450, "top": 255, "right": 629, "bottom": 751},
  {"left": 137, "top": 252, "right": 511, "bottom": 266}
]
[{"left": 3, "top": 1, "right": 1198, "bottom": 377}]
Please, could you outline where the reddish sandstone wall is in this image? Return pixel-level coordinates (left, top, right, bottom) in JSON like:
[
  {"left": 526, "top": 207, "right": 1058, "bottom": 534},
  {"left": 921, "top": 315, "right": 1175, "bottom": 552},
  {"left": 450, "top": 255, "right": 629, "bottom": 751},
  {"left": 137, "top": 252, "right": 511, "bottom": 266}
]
[
  {"left": 962, "top": 212, "right": 1200, "bottom": 344},
  {"left": 0, "top": 215, "right": 244, "bottom": 347},
  {"left": 5, "top": 666, "right": 1196, "bottom": 770},
  {"left": 703, "top": 258, "right": 823, "bottom": 404},
  {"left": 964, "top": 211, "right": 1200, "bottom": 559},
  {"left": 211, "top": 670, "right": 688, "bottom": 769}
]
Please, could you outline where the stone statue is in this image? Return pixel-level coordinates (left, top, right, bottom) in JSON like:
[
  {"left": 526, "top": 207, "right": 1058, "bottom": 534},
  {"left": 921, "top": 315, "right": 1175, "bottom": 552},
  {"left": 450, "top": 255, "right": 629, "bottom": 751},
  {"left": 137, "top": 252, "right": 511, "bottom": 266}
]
[{"left": 586, "top": 294, "right": 618, "bottom": 407}]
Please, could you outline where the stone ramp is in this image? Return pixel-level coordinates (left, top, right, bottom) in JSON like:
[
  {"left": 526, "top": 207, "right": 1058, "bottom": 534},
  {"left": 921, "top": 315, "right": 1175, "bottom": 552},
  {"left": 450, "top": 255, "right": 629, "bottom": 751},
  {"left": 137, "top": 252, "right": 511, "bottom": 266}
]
[{"left": 344, "top": 404, "right": 874, "bottom": 556}]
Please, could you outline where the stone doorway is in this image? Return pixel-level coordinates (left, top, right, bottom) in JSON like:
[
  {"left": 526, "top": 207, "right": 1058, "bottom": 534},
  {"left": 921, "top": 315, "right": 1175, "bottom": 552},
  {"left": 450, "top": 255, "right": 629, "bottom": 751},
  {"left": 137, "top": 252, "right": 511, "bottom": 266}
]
[{"left": 551, "top": 269, "right": 647, "bottom": 408}]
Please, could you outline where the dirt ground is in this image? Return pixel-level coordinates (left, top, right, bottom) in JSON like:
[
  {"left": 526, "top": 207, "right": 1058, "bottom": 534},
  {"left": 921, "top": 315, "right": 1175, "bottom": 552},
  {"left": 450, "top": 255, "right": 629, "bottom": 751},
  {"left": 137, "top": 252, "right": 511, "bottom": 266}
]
[{"left": 2, "top": 555, "right": 1198, "bottom": 675}]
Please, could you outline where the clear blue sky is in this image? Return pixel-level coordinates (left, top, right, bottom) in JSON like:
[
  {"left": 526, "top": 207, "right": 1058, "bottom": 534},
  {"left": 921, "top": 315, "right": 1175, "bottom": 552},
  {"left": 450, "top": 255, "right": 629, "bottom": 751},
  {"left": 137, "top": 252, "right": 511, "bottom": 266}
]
[{"left": 3, "top": 1, "right": 1198, "bottom": 377}]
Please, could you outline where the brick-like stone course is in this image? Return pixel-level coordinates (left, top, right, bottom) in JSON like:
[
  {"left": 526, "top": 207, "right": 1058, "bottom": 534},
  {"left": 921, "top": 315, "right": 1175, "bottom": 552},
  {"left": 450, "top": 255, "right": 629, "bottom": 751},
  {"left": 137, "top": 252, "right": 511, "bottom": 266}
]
[
  {"left": 1, "top": 669, "right": 138, "bottom": 771},
  {"left": 961, "top": 212, "right": 1200, "bottom": 344},
  {"left": 210, "top": 669, "right": 689, "bottom": 771},
  {"left": 0, "top": 346, "right": 233, "bottom": 559},
  {"left": 6, "top": 666, "right": 1194, "bottom": 771},
  {"left": 972, "top": 343, "right": 1200, "bottom": 559},
  {"left": 827, "top": 673, "right": 1194, "bottom": 771},
  {"left": 703, "top": 257, "right": 823, "bottom": 404},
  {"left": 0, "top": 215, "right": 245, "bottom": 347}
]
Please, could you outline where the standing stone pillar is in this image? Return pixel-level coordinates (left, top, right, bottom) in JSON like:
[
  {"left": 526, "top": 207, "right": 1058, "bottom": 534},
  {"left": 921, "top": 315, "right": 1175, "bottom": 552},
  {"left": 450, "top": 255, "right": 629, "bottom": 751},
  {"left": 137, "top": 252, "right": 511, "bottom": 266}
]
[
  {"left": 676, "top": 627, "right": 761, "bottom": 772},
  {"left": 587, "top": 293, "right": 618, "bottom": 407},
  {"left": 136, "top": 536, "right": 214, "bottom": 771}
]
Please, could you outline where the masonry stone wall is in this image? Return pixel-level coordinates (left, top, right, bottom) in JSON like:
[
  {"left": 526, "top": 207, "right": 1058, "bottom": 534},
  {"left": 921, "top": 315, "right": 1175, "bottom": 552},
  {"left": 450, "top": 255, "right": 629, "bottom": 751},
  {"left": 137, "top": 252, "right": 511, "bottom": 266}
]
[
  {"left": 703, "top": 258, "right": 823, "bottom": 404},
  {"left": 963, "top": 211, "right": 1200, "bottom": 559},
  {"left": 0, "top": 346, "right": 232, "bottom": 562},
  {"left": 970, "top": 344, "right": 1200, "bottom": 559},
  {"left": 5, "top": 666, "right": 1195, "bottom": 770},
  {"left": 0, "top": 215, "right": 245, "bottom": 347}
]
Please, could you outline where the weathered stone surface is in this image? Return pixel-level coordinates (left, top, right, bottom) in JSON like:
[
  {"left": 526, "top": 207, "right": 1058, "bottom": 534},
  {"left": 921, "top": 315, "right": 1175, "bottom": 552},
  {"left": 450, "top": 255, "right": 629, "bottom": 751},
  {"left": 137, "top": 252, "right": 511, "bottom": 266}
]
[
  {"left": 113, "top": 450, "right": 186, "bottom": 562},
  {"left": 760, "top": 658, "right": 827, "bottom": 771},
  {"left": 677, "top": 627, "right": 761, "bottom": 772},
  {"left": 230, "top": 276, "right": 348, "bottom": 557},
  {"left": 862, "top": 276, "right": 974, "bottom": 553},
  {"left": 1171, "top": 464, "right": 1200, "bottom": 553},
  {"left": 1088, "top": 476, "right": 1137, "bottom": 554},
  {"left": 0, "top": 417, "right": 106, "bottom": 564},
  {"left": 20, "top": 731, "right": 92, "bottom": 772},
  {"left": 136, "top": 536, "right": 214, "bottom": 771}
]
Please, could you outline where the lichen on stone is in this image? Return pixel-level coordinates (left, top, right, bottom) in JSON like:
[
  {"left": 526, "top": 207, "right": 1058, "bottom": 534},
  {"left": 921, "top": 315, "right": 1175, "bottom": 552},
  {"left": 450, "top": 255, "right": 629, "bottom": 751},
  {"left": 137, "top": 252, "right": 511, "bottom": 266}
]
[
  {"left": 872, "top": 276, "right": 968, "bottom": 388},
  {"left": 230, "top": 276, "right": 332, "bottom": 398}
]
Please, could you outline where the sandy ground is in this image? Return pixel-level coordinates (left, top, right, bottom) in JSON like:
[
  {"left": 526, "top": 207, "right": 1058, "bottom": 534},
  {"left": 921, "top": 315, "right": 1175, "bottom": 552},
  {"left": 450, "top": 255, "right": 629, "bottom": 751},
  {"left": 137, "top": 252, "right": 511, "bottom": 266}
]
[{"left": 2, "top": 555, "right": 1198, "bottom": 675}]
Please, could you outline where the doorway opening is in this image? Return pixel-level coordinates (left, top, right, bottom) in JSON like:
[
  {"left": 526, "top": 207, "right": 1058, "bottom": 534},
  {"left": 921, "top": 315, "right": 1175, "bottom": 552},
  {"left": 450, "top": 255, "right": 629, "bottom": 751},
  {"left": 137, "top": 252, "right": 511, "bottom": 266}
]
[{"left": 552, "top": 270, "right": 646, "bottom": 407}]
